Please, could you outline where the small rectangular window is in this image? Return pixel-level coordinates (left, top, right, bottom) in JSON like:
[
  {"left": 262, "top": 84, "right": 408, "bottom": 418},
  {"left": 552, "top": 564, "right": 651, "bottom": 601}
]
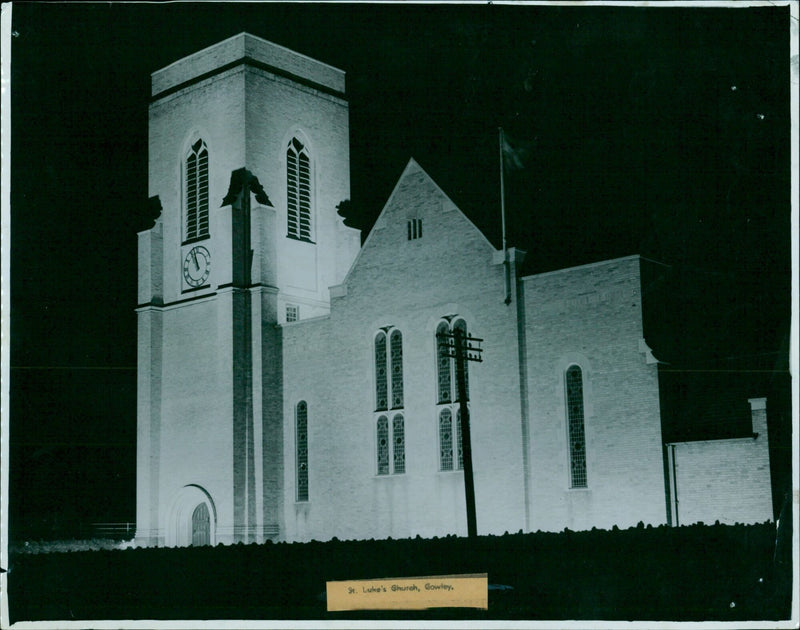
[
  {"left": 407, "top": 218, "right": 422, "bottom": 240},
  {"left": 286, "top": 304, "right": 299, "bottom": 323}
]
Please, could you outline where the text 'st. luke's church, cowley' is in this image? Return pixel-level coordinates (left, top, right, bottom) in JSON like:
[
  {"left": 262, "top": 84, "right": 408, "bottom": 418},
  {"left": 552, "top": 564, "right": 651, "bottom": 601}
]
[{"left": 135, "top": 33, "right": 773, "bottom": 547}]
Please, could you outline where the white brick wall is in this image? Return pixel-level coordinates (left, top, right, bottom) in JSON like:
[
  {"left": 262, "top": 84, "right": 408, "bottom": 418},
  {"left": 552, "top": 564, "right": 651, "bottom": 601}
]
[
  {"left": 667, "top": 399, "right": 773, "bottom": 526},
  {"left": 282, "top": 161, "right": 527, "bottom": 541},
  {"left": 149, "top": 66, "right": 247, "bottom": 304},
  {"left": 243, "top": 65, "right": 359, "bottom": 310},
  {"left": 522, "top": 256, "right": 668, "bottom": 531}
]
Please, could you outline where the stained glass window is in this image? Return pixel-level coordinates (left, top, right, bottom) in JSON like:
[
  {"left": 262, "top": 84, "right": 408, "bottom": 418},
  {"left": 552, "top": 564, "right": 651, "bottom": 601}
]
[
  {"left": 375, "top": 332, "right": 388, "bottom": 411},
  {"left": 186, "top": 139, "right": 209, "bottom": 240},
  {"left": 393, "top": 414, "right": 405, "bottom": 474},
  {"left": 436, "top": 318, "right": 472, "bottom": 473},
  {"left": 390, "top": 330, "right": 404, "bottom": 408},
  {"left": 436, "top": 322, "right": 451, "bottom": 403},
  {"left": 375, "top": 328, "right": 404, "bottom": 475},
  {"left": 296, "top": 401, "right": 308, "bottom": 501},
  {"left": 566, "top": 366, "right": 587, "bottom": 488},
  {"left": 377, "top": 416, "right": 389, "bottom": 475},
  {"left": 439, "top": 408, "right": 453, "bottom": 471},
  {"left": 287, "top": 138, "right": 312, "bottom": 241}
]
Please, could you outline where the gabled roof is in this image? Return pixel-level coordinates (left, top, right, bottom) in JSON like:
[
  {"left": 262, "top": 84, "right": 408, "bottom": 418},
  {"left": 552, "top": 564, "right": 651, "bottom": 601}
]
[{"left": 338, "top": 158, "right": 497, "bottom": 287}]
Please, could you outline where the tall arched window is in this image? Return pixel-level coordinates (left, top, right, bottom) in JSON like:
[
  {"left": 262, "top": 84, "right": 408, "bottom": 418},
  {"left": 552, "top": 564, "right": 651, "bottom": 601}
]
[
  {"left": 376, "top": 415, "right": 389, "bottom": 475},
  {"left": 296, "top": 401, "right": 309, "bottom": 501},
  {"left": 185, "top": 139, "right": 209, "bottom": 241},
  {"left": 436, "top": 321, "right": 452, "bottom": 403},
  {"left": 435, "top": 318, "right": 469, "bottom": 471},
  {"left": 390, "top": 330, "right": 404, "bottom": 409},
  {"left": 374, "top": 332, "right": 388, "bottom": 411},
  {"left": 392, "top": 414, "right": 405, "bottom": 474},
  {"left": 439, "top": 408, "right": 453, "bottom": 471},
  {"left": 565, "top": 365, "right": 588, "bottom": 488},
  {"left": 374, "top": 328, "right": 405, "bottom": 475},
  {"left": 287, "top": 137, "right": 312, "bottom": 241},
  {"left": 437, "top": 408, "right": 464, "bottom": 472}
]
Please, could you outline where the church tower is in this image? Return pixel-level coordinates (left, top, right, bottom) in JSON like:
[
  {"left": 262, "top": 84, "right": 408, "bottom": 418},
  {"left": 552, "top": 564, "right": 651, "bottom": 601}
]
[{"left": 135, "top": 33, "right": 360, "bottom": 546}]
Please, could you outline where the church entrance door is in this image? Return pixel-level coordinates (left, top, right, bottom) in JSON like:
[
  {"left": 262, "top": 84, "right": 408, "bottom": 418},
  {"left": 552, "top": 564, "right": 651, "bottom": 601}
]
[{"left": 191, "top": 503, "right": 210, "bottom": 546}]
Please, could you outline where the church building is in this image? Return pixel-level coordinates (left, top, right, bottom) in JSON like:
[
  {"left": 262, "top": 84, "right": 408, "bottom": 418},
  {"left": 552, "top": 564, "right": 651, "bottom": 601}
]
[{"left": 135, "top": 33, "right": 774, "bottom": 547}]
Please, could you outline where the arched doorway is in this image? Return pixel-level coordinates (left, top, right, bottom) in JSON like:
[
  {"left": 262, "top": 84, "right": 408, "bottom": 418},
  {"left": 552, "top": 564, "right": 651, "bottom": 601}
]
[
  {"left": 191, "top": 503, "right": 210, "bottom": 546},
  {"left": 166, "top": 484, "right": 217, "bottom": 547}
]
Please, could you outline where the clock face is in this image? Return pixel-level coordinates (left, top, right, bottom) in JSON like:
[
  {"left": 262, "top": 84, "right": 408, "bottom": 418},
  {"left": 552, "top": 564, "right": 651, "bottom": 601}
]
[{"left": 183, "top": 245, "right": 211, "bottom": 287}]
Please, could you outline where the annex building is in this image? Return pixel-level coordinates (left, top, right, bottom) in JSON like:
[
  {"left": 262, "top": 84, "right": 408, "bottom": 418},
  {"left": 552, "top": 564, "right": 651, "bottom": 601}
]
[{"left": 135, "top": 33, "right": 774, "bottom": 547}]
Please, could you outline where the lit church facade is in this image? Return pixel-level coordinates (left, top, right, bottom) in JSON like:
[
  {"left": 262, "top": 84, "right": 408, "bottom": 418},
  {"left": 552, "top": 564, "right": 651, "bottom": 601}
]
[{"left": 135, "top": 33, "right": 773, "bottom": 547}]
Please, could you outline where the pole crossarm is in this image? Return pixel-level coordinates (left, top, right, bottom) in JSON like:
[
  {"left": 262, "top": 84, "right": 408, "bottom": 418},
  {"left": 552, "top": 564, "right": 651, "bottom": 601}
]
[{"left": 436, "top": 331, "right": 484, "bottom": 362}]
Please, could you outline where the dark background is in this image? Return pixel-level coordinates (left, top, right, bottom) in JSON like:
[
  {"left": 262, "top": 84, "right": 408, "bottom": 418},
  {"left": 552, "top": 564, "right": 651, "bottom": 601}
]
[{"left": 7, "top": 3, "right": 792, "bottom": 540}]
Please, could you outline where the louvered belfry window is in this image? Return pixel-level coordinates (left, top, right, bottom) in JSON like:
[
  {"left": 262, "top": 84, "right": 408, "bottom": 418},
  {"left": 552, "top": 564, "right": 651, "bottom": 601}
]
[
  {"left": 185, "top": 139, "right": 209, "bottom": 240},
  {"left": 566, "top": 365, "right": 588, "bottom": 488},
  {"left": 287, "top": 137, "right": 312, "bottom": 241}
]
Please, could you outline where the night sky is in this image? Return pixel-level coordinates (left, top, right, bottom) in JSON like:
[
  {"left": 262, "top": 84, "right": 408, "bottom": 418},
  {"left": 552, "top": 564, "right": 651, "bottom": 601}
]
[{"left": 6, "top": 3, "right": 793, "bottom": 539}]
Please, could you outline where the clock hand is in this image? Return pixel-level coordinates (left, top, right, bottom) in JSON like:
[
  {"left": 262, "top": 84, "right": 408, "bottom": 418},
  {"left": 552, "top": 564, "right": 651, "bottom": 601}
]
[{"left": 192, "top": 249, "right": 199, "bottom": 271}]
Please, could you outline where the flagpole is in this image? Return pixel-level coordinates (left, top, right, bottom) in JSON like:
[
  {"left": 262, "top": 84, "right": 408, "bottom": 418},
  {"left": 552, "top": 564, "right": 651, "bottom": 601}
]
[{"left": 499, "top": 127, "right": 511, "bottom": 305}]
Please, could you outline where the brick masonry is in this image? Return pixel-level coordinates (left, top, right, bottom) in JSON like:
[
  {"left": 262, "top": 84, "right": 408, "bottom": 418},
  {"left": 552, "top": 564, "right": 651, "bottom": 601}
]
[
  {"left": 666, "top": 399, "right": 773, "bottom": 526},
  {"left": 282, "top": 161, "right": 527, "bottom": 541},
  {"left": 521, "top": 256, "right": 669, "bottom": 531}
]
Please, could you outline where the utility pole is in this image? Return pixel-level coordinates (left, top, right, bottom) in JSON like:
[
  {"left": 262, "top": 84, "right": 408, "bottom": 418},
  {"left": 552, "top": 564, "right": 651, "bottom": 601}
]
[{"left": 438, "top": 327, "right": 483, "bottom": 539}]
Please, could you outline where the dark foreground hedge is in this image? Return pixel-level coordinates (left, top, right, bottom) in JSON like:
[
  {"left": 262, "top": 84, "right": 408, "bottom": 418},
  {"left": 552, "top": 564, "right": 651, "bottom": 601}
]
[{"left": 7, "top": 522, "right": 792, "bottom": 622}]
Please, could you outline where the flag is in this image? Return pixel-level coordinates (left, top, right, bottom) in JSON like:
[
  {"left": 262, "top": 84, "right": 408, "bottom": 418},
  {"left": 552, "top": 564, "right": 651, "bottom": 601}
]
[
  {"left": 498, "top": 127, "right": 535, "bottom": 305},
  {"left": 500, "top": 129, "right": 533, "bottom": 172}
]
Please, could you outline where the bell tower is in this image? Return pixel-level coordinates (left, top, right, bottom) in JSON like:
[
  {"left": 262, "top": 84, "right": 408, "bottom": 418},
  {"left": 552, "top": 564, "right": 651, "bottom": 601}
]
[{"left": 135, "top": 33, "right": 360, "bottom": 547}]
